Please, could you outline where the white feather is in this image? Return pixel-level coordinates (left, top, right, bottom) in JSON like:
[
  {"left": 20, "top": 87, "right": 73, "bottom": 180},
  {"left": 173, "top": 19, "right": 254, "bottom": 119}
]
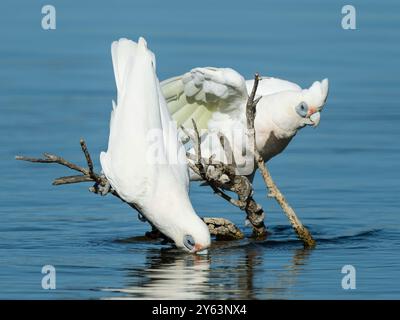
[{"left": 100, "top": 38, "right": 210, "bottom": 251}]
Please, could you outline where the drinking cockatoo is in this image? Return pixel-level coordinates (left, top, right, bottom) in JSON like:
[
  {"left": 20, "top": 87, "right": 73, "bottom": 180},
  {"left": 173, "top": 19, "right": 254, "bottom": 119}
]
[
  {"left": 161, "top": 67, "right": 329, "bottom": 179},
  {"left": 100, "top": 38, "right": 210, "bottom": 253}
]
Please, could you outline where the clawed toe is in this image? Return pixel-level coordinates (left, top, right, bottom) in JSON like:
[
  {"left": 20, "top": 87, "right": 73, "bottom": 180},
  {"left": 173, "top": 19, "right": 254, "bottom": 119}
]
[
  {"left": 99, "top": 181, "right": 111, "bottom": 196},
  {"left": 89, "top": 181, "right": 112, "bottom": 196}
]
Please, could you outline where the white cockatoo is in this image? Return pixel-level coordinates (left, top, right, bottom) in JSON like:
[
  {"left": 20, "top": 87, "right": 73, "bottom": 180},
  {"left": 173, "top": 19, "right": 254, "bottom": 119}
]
[
  {"left": 161, "top": 67, "right": 329, "bottom": 179},
  {"left": 100, "top": 38, "right": 210, "bottom": 253}
]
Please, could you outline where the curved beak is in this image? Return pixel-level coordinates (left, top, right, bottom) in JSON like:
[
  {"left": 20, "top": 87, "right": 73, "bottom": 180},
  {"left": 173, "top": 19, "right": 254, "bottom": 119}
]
[
  {"left": 193, "top": 244, "right": 208, "bottom": 255},
  {"left": 309, "top": 112, "right": 321, "bottom": 127}
]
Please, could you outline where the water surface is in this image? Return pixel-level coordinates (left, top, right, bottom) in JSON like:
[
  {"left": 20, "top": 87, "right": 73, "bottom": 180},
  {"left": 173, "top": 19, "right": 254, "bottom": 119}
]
[{"left": 0, "top": 0, "right": 399, "bottom": 299}]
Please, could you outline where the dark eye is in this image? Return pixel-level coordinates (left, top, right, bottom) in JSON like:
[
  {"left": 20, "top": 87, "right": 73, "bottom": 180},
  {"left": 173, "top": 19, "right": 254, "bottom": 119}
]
[
  {"left": 183, "top": 235, "right": 195, "bottom": 250},
  {"left": 295, "top": 102, "right": 308, "bottom": 117}
]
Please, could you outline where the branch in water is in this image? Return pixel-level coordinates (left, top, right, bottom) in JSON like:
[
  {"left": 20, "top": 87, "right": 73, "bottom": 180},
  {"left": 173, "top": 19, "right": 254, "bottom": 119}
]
[
  {"left": 203, "top": 217, "right": 244, "bottom": 240},
  {"left": 246, "top": 73, "right": 316, "bottom": 248}
]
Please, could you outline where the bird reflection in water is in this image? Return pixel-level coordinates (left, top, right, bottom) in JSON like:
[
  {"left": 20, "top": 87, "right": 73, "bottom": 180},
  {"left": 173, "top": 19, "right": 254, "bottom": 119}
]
[
  {"left": 102, "top": 240, "right": 313, "bottom": 299},
  {"left": 103, "top": 248, "right": 211, "bottom": 299}
]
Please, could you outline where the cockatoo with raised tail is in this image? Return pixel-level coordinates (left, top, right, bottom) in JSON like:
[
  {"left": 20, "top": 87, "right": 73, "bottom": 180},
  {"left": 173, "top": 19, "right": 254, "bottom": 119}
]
[
  {"left": 100, "top": 38, "right": 210, "bottom": 253},
  {"left": 161, "top": 67, "right": 329, "bottom": 179}
]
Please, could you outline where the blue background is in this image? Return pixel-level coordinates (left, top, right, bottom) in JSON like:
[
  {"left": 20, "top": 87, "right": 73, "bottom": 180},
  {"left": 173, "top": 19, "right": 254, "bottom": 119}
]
[{"left": 0, "top": 0, "right": 399, "bottom": 299}]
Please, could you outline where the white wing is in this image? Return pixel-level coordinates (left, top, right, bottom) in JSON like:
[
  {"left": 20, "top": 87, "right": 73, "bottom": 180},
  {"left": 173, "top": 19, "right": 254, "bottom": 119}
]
[
  {"left": 246, "top": 77, "right": 302, "bottom": 97},
  {"left": 99, "top": 38, "right": 209, "bottom": 251},
  {"left": 161, "top": 67, "right": 248, "bottom": 131},
  {"left": 100, "top": 38, "right": 159, "bottom": 204},
  {"left": 161, "top": 68, "right": 303, "bottom": 133},
  {"left": 100, "top": 38, "right": 187, "bottom": 205}
]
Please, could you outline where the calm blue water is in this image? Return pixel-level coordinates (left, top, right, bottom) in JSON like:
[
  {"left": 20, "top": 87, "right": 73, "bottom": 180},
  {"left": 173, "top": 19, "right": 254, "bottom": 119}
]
[{"left": 1, "top": 0, "right": 399, "bottom": 299}]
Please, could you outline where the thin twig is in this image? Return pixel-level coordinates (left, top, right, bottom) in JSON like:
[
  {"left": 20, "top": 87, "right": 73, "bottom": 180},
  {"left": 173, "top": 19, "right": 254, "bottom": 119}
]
[
  {"left": 79, "top": 139, "right": 97, "bottom": 181},
  {"left": 16, "top": 153, "right": 88, "bottom": 175},
  {"left": 16, "top": 140, "right": 106, "bottom": 190},
  {"left": 53, "top": 175, "right": 94, "bottom": 185},
  {"left": 218, "top": 132, "right": 236, "bottom": 167}
]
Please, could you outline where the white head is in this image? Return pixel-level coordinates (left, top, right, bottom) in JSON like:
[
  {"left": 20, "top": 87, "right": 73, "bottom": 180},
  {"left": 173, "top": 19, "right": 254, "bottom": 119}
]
[
  {"left": 258, "top": 79, "right": 329, "bottom": 134},
  {"left": 172, "top": 216, "right": 211, "bottom": 254},
  {"left": 147, "top": 193, "right": 211, "bottom": 254}
]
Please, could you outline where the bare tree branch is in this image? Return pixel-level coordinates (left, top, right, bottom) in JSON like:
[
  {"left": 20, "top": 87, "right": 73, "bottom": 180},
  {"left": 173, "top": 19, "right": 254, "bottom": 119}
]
[
  {"left": 246, "top": 73, "right": 316, "bottom": 248},
  {"left": 16, "top": 140, "right": 118, "bottom": 200},
  {"left": 79, "top": 138, "right": 96, "bottom": 181},
  {"left": 53, "top": 175, "right": 94, "bottom": 185},
  {"left": 16, "top": 139, "right": 244, "bottom": 241},
  {"left": 16, "top": 153, "right": 89, "bottom": 176},
  {"left": 203, "top": 217, "right": 244, "bottom": 240},
  {"left": 181, "top": 119, "right": 266, "bottom": 237}
]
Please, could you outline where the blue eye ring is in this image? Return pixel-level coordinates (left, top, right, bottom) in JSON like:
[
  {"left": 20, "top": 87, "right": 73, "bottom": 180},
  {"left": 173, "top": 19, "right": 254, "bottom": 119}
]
[
  {"left": 295, "top": 102, "right": 308, "bottom": 117},
  {"left": 183, "top": 235, "right": 195, "bottom": 250}
]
